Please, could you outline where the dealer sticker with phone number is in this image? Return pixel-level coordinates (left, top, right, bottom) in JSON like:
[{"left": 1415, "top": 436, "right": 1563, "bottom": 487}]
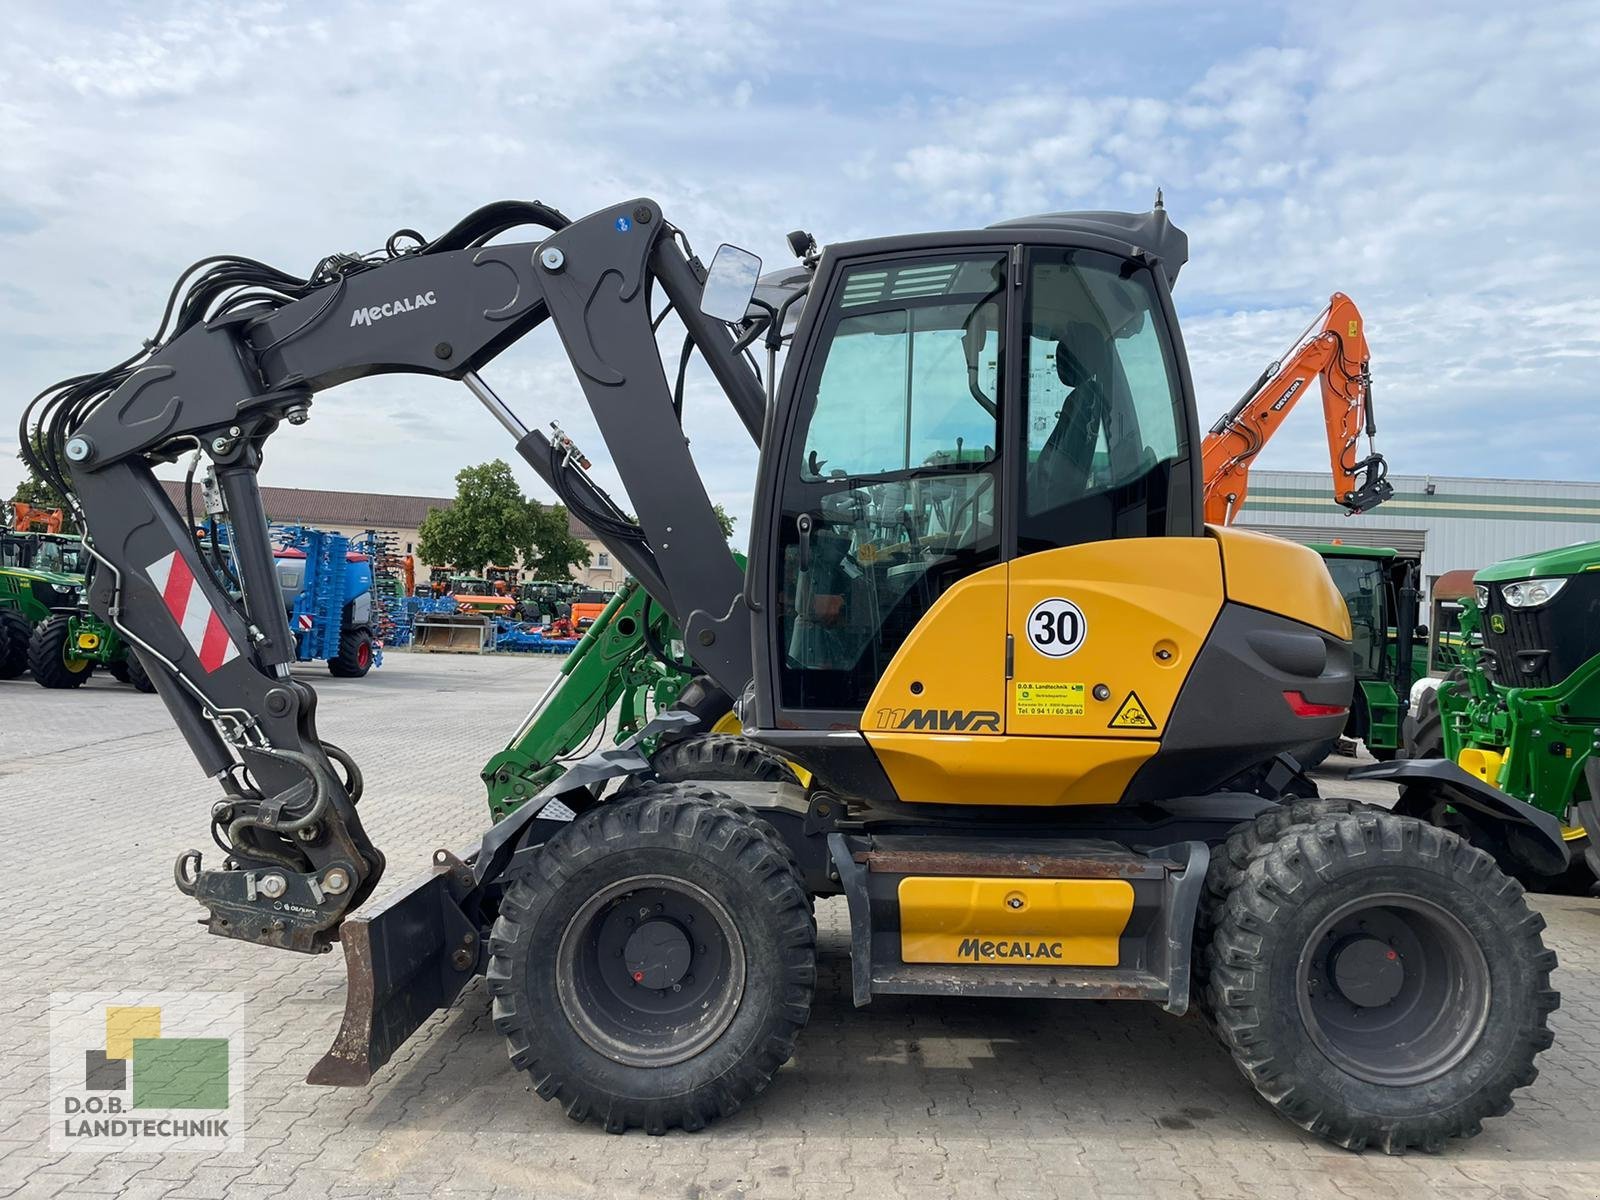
[{"left": 1014, "top": 681, "right": 1085, "bottom": 717}]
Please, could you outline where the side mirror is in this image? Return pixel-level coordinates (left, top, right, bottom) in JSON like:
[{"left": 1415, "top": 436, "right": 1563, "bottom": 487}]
[{"left": 701, "top": 243, "right": 762, "bottom": 323}]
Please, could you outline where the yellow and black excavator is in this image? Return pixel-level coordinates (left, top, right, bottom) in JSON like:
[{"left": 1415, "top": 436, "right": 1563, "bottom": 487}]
[{"left": 28, "top": 196, "right": 1564, "bottom": 1153}]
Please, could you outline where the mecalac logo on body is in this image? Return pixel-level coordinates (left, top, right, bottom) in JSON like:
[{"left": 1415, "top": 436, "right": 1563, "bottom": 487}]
[
  {"left": 957, "top": 938, "right": 1065, "bottom": 962},
  {"left": 350, "top": 290, "right": 438, "bottom": 327},
  {"left": 872, "top": 707, "right": 1000, "bottom": 732}
]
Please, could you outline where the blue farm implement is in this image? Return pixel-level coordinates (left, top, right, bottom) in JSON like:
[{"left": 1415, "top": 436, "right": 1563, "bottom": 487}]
[{"left": 273, "top": 526, "right": 382, "bottom": 677}]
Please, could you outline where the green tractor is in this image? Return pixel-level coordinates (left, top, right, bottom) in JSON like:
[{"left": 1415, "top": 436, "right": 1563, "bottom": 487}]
[
  {"left": 0, "top": 529, "right": 154, "bottom": 690},
  {"left": 1405, "top": 540, "right": 1600, "bottom": 887},
  {"left": 483, "top": 577, "right": 800, "bottom": 822},
  {"left": 1296, "top": 544, "right": 1423, "bottom": 766}
]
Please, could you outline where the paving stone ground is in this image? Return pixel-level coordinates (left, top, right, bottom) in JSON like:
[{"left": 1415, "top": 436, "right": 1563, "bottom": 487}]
[{"left": 2, "top": 652, "right": 1597, "bottom": 1199}]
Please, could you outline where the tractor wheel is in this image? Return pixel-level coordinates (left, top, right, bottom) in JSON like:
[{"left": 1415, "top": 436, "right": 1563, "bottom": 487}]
[
  {"left": 1402, "top": 684, "right": 1445, "bottom": 760},
  {"left": 115, "top": 650, "right": 157, "bottom": 693},
  {"left": 328, "top": 628, "right": 373, "bottom": 678},
  {"left": 487, "top": 784, "right": 816, "bottom": 1134},
  {"left": 1205, "top": 807, "right": 1558, "bottom": 1152},
  {"left": 0, "top": 610, "right": 30, "bottom": 679},
  {"left": 648, "top": 734, "right": 800, "bottom": 787},
  {"left": 28, "top": 615, "right": 96, "bottom": 688}
]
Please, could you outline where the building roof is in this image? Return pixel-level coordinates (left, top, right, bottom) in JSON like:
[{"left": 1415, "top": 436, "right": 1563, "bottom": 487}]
[{"left": 156, "top": 481, "right": 598, "bottom": 538}]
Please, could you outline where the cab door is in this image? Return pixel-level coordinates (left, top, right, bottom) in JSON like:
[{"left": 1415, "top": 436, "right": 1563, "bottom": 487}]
[{"left": 1005, "top": 245, "right": 1220, "bottom": 752}]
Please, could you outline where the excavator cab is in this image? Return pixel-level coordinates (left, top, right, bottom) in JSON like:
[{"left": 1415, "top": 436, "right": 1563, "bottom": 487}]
[{"left": 32, "top": 196, "right": 1568, "bottom": 1152}]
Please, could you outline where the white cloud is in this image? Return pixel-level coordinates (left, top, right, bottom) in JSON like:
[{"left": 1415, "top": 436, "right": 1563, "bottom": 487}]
[{"left": 2, "top": 0, "right": 1596, "bottom": 547}]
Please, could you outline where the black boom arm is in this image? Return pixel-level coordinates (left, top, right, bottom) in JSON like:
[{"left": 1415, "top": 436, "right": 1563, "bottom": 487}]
[{"left": 45, "top": 198, "right": 765, "bottom": 953}]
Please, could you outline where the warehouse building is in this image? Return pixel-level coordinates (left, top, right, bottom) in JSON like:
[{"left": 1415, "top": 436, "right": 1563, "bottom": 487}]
[
  {"left": 157, "top": 482, "right": 627, "bottom": 593},
  {"left": 1236, "top": 470, "right": 1600, "bottom": 599}
]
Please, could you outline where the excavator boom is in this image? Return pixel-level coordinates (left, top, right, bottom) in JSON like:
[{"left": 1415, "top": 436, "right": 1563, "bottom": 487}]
[{"left": 1200, "top": 292, "right": 1392, "bottom": 525}]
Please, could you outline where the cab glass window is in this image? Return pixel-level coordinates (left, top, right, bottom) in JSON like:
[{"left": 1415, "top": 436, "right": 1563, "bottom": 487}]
[
  {"left": 1019, "top": 249, "right": 1191, "bottom": 552},
  {"left": 776, "top": 253, "right": 1005, "bottom": 713}
]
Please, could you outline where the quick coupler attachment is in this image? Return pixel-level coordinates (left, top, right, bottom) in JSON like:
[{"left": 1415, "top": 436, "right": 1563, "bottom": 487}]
[{"left": 174, "top": 847, "right": 362, "bottom": 954}]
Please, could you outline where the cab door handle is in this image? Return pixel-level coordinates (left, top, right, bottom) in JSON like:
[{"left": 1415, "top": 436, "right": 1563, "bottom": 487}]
[{"left": 795, "top": 513, "right": 814, "bottom": 570}]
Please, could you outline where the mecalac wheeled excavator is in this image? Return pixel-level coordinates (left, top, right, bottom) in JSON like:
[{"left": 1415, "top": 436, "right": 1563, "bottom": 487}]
[{"left": 28, "top": 196, "right": 1566, "bottom": 1152}]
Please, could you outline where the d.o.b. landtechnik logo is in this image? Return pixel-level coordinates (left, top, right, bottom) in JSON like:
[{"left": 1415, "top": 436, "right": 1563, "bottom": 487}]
[{"left": 49, "top": 992, "right": 244, "bottom": 1152}]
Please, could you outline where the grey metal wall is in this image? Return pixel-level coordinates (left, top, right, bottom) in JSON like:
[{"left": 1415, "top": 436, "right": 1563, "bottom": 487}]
[{"left": 1235, "top": 471, "right": 1600, "bottom": 598}]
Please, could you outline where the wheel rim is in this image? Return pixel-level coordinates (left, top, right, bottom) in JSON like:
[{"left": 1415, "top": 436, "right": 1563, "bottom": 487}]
[
  {"left": 1296, "top": 892, "right": 1490, "bottom": 1086},
  {"left": 556, "top": 873, "right": 745, "bottom": 1068},
  {"left": 356, "top": 640, "right": 371, "bottom": 669}
]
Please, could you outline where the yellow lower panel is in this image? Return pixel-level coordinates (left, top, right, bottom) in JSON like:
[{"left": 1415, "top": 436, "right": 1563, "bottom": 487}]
[
  {"left": 899, "top": 876, "right": 1134, "bottom": 966},
  {"left": 864, "top": 733, "right": 1156, "bottom": 805}
]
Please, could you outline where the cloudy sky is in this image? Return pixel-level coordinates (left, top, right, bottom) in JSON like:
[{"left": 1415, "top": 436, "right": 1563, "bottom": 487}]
[{"left": 3, "top": 0, "right": 1596, "bottom": 540}]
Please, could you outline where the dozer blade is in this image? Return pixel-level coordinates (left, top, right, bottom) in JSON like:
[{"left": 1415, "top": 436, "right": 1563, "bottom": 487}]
[{"left": 306, "top": 852, "right": 480, "bottom": 1086}]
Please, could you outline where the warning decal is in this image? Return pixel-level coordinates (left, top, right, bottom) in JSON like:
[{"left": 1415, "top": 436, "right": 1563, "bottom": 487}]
[
  {"left": 1108, "top": 691, "right": 1156, "bottom": 731},
  {"left": 1015, "top": 681, "right": 1085, "bottom": 717}
]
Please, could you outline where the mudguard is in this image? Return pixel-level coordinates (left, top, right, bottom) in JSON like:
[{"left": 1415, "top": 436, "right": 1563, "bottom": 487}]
[{"left": 1350, "top": 758, "right": 1570, "bottom": 873}]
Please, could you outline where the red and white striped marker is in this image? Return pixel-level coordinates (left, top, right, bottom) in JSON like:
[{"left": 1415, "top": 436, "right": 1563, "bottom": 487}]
[
  {"left": 297, "top": 614, "right": 314, "bottom": 631},
  {"left": 145, "top": 550, "right": 239, "bottom": 673}
]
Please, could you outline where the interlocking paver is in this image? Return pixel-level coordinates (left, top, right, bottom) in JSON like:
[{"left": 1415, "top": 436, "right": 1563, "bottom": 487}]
[{"left": 3, "top": 653, "right": 1597, "bottom": 1199}]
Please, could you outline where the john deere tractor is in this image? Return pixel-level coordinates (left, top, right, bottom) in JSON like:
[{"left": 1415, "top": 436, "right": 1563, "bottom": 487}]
[
  {"left": 1294, "top": 545, "right": 1423, "bottom": 766},
  {"left": 0, "top": 528, "right": 154, "bottom": 690},
  {"left": 1406, "top": 539, "right": 1600, "bottom": 887}
]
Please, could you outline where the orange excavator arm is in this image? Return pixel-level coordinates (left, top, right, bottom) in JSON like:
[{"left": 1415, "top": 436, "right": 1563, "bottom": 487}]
[{"left": 1200, "top": 292, "right": 1392, "bottom": 525}]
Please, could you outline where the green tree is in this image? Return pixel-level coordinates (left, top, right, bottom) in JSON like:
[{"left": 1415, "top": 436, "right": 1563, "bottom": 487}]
[
  {"left": 417, "top": 459, "right": 591, "bottom": 577},
  {"left": 524, "top": 499, "right": 591, "bottom": 579},
  {"left": 712, "top": 503, "right": 736, "bottom": 542}
]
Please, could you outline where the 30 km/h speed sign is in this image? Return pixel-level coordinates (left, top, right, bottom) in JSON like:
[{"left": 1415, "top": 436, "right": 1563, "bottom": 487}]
[{"left": 1025, "top": 597, "right": 1086, "bottom": 658}]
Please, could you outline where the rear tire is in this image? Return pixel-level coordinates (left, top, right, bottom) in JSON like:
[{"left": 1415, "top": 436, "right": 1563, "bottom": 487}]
[
  {"left": 648, "top": 734, "right": 800, "bottom": 787},
  {"left": 0, "top": 610, "right": 31, "bottom": 679},
  {"left": 1194, "top": 797, "right": 1373, "bottom": 1017},
  {"left": 328, "top": 627, "right": 373, "bottom": 678},
  {"left": 1402, "top": 684, "right": 1446, "bottom": 760},
  {"left": 487, "top": 785, "right": 816, "bottom": 1134},
  {"left": 28, "top": 615, "right": 95, "bottom": 688},
  {"left": 1206, "top": 808, "right": 1558, "bottom": 1152},
  {"left": 117, "top": 650, "right": 157, "bottom": 693}
]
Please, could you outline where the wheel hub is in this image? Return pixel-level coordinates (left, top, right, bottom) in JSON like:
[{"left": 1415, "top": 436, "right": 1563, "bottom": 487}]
[
  {"left": 1297, "top": 892, "right": 1490, "bottom": 1086},
  {"left": 556, "top": 874, "right": 746, "bottom": 1068},
  {"left": 1329, "top": 935, "right": 1405, "bottom": 1008},
  {"left": 624, "top": 919, "right": 692, "bottom": 990}
]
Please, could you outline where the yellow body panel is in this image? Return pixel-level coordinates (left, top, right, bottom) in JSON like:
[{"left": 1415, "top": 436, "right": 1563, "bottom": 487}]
[
  {"left": 1006, "top": 538, "right": 1223, "bottom": 739},
  {"left": 862, "top": 565, "right": 1008, "bottom": 736},
  {"left": 898, "top": 876, "right": 1134, "bottom": 966},
  {"left": 865, "top": 733, "right": 1157, "bottom": 806},
  {"left": 1209, "top": 525, "right": 1351, "bottom": 639}
]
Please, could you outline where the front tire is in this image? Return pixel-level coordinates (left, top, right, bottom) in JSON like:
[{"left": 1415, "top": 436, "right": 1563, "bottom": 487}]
[
  {"left": 28, "top": 615, "right": 96, "bottom": 688},
  {"left": 0, "top": 610, "right": 31, "bottom": 679},
  {"left": 1206, "top": 808, "right": 1558, "bottom": 1152},
  {"left": 487, "top": 785, "right": 816, "bottom": 1134}
]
